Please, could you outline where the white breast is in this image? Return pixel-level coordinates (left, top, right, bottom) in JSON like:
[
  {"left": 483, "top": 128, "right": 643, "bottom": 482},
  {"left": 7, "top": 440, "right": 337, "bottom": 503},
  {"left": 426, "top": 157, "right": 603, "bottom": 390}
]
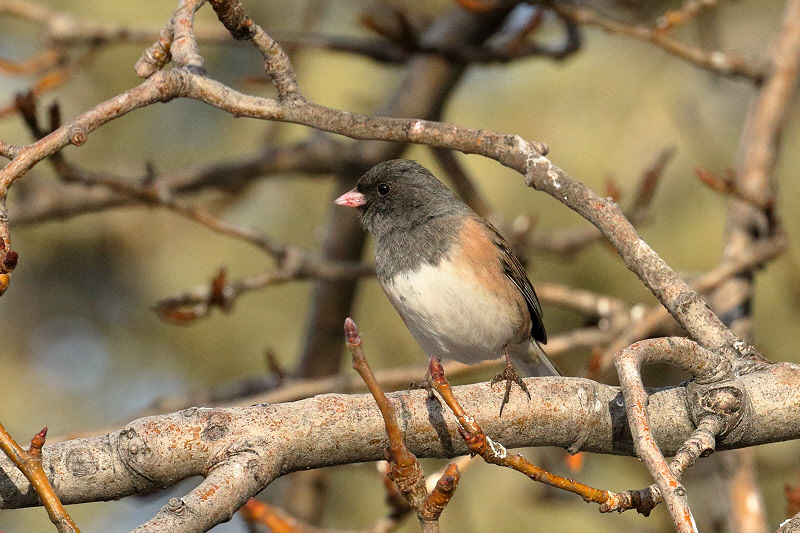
[{"left": 381, "top": 259, "right": 522, "bottom": 364}]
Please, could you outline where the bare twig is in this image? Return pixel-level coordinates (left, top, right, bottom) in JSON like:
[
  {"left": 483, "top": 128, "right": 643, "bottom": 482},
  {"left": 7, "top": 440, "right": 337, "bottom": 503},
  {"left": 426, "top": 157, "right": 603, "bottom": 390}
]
[
  {"left": 696, "top": 168, "right": 774, "bottom": 211},
  {"left": 0, "top": 424, "right": 80, "bottom": 533},
  {"left": 239, "top": 498, "right": 409, "bottom": 533},
  {"left": 552, "top": 3, "right": 764, "bottom": 82},
  {"left": 347, "top": 318, "right": 459, "bottom": 531},
  {"left": 591, "top": 230, "right": 788, "bottom": 378},
  {"left": 154, "top": 257, "right": 372, "bottom": 323},
  {"left": 425, "top": 358, "right": 642, "bottom": 514},
  {"left": 0, "top": 140, "right": 21, "bottom": 160},
  {"left": 613, "top": 337, "right": 737, "bottom": 532},
  {"left": 4, "top": 364, "right": 800, "bottom": 532},
  {"left": 655, "top": 0, "right": 724, "bottom": 34},
  {"left": 0, "top": 30, "right": 749, "bottom": 369},
  {"left": 708, "top": 1, "right": 800, "bottom": 530},
  {"left": 236, "top": 457, "right": 474, "bottom": 533},
  {"left": 526, "top": 147, "right": 673, "bottom": 257},
  {"left": 170, "top": 0, "right": 206, "bottom": 74},
  {"left": 0, "top": 0, "right": 753, "bottom": 383}
]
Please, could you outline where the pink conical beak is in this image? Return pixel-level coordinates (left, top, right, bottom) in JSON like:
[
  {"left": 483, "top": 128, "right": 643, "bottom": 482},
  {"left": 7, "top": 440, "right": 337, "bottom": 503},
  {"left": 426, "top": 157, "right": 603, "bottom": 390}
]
[{"left": 334, "top": 188, "right": 367, "bottom": 207}]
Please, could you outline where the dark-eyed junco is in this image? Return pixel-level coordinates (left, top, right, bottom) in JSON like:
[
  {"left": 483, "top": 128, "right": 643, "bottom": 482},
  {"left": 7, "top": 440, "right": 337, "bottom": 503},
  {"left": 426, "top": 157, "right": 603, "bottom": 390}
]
[{"left": 335, "top": 159, "right": 558, "bottom": 412}]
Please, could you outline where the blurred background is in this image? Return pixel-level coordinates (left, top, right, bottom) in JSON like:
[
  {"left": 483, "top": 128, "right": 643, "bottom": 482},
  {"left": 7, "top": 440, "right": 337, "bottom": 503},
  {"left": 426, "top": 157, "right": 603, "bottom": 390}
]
[{"left": 1, "top": 0, "right": 799, "bottom": 531}]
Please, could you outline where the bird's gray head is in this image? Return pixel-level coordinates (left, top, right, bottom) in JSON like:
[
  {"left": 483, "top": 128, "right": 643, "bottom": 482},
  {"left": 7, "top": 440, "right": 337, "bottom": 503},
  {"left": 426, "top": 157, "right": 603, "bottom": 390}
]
[{"left": 335, "top": 159, "right": 468, "bottom": 238}]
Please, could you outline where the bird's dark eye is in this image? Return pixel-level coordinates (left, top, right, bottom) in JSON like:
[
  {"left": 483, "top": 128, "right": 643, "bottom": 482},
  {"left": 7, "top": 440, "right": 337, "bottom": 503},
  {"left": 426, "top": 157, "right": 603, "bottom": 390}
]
[{"left": 377, "top": 183, "right": 390, "bottom": 196}]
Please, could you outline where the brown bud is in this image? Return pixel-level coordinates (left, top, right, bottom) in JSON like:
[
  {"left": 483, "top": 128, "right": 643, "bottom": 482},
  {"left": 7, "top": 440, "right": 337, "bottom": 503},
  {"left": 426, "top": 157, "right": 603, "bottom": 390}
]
[
  {"left": 344, "top": 317, "right": 359, "bottom": 344},
  {"left": 3, "top": 250, "right": 18, "bottom": 270},
  {"left": 30, "top": 427, "right": 48, "bottom": 457}
]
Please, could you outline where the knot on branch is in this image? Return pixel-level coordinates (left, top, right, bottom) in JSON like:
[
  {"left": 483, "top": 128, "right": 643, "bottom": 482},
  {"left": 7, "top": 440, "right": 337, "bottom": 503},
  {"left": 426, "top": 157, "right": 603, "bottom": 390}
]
[
  {"left": 116, "top": 426, "right": 160, "bottom": 485},
  {"left": 65, "top": 447, "right": 99, "bottom": 477},
  {"left": 510, "top": 134, "right": 549, "bottom": 158},
  {"left": 68, "top": 125, "right": 87, "bottom": 146},
  {"left": 686, "top": 379, "right": 748, "bottom": 441},
  {"left": 161, "top": 69, "right": 194, "bottom": 100},
  {"left": 209, "top": 441, "right": 263, "bottom": 480},
  {"left": 208, "top": 0, "right": 255, "bottom": 40},
  {"left": 166, "top": 497, "right": 188, "bottom": 516}
]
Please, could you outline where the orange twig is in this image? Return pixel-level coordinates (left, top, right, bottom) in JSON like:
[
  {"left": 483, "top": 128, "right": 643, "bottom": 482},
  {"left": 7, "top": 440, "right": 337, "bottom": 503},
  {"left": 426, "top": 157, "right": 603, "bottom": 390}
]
[
  {"left": 655, "top": 0, "right": 722, "bottom": 34},
  {"left": 346, "top": 318, "right": 426, "bottom": 505},
  {"left": 422, "top": 462, "right": 460, "bottom": 520},
  {"left": 346, "top": 318, "right": 455, "bottom": 530},
  {"left": 427, "top": 358, "right": 634, "bottom": 512},
  {"left": 240, "top": 499, "right": 306, "bottom": 533},
  {"left": 0, "top": 423, "right": 80, "bottom": 533}
]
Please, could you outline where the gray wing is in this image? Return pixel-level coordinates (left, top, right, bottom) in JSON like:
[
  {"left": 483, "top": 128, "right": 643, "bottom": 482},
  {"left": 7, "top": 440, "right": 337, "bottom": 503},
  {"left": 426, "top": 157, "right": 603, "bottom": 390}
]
[{"left": 478, "top": 218, "right": 547, "bottom": 344}]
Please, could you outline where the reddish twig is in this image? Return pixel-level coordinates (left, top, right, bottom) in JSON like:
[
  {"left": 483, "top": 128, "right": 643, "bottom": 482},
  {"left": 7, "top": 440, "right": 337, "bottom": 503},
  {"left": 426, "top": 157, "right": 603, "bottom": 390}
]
[
  {"left": 0, "top": 424, "right": 80, "bottom": 533},
  {"left": 696, "top": 168, "right": 774, "bottom": 212},
  {"left": 154, "top": 258, "right": 373, "bottom": 323},
  {"left": 346, "top": 318, "right": 461, "bottom": 531},
  {"left": 240, "top": 499, "right": 305, "bottom": 533},
  {"left": 237, "top": 457, "right": 472, "bottom": 533},
  {"left": 425, "top": 358, "right": 644, "bottom": 514}
]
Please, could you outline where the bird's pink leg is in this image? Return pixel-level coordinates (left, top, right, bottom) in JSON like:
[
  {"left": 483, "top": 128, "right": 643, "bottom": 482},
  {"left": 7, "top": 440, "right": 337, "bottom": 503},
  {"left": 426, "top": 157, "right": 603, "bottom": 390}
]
[{"left": 409, "top": 355, "right": 439, "bottom": 398}]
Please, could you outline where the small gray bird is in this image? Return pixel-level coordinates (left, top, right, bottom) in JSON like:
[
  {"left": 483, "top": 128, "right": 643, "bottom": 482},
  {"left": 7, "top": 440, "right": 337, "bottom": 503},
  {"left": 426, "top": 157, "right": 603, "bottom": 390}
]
[{"left": 335, "top": 159, "right": 558, "bottom": 412}]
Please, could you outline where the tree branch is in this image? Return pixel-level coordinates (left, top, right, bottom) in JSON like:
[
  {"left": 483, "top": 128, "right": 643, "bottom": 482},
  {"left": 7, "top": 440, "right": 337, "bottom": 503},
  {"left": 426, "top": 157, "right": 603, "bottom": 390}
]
[{"left": 2, "top": 364, "right": 800, "bottom": 531}]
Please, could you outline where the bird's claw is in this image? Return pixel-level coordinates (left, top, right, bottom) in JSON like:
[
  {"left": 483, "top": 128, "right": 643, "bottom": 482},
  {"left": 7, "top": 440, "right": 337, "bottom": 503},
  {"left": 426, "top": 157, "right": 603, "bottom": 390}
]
[
  {"left": 491, "top": 363, "right": 530, "bottom": 416},
  {"left": 410, "top": 376, "right": 437, "bottom": 399}
]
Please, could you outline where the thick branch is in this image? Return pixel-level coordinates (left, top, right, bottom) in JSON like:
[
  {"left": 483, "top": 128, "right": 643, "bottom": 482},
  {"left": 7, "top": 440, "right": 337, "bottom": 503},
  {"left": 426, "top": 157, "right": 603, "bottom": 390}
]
[{"left": 1, "top": 365, "right": 799, "bottom": 530}]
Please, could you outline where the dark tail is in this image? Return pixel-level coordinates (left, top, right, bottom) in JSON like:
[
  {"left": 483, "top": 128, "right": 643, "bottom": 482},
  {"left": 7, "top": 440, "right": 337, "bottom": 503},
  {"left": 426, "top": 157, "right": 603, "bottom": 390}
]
[{"left": 511, "top": 340, "right": 561, "bottom": 377}]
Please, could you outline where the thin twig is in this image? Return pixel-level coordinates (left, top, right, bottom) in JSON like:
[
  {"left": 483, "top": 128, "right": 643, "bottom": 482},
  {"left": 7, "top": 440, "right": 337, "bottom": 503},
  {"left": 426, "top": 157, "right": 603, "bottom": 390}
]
[
  {"left": 346, "top": 318, "right": 458, "bottom": 530},
  {"left": 526, "top": 147, "right": 673, "bottom": 256},
  {"left": 589, "top": 230, "right": 787, "bottom": 378},
  {"left": 655, "top": 0, "right": 725, "bottom": 34},
  {"left": 0, "top": 140, "right": 21, "bottom": 160},
  {"left": 0, "top": 424, "right": 80, "bottom": 533},
  {"left": 425, "top": 358, "right": 645, "bottom": 514},
  {"left": 552, "top": 3, "right": 764, "bottom": 82},
  {"left": 613, "top": 337, "right": 734, "bottom": 532}
]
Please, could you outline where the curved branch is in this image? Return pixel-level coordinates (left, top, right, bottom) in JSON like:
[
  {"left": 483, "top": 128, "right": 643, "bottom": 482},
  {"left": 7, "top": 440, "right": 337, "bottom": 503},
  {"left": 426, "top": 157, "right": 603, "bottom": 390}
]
[{"left": 0, "top": 64, "right": 756, "bottom": 366}]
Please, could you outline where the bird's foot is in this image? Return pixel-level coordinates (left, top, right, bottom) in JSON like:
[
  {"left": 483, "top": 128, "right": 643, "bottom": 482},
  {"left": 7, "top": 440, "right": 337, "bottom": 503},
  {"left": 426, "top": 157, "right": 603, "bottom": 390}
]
[
  {"left": 410, "top": 375, "right": 437, "bottom": 400},
  {"left": 491, "top": 362, "right": 531, "bottom": 417}
]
